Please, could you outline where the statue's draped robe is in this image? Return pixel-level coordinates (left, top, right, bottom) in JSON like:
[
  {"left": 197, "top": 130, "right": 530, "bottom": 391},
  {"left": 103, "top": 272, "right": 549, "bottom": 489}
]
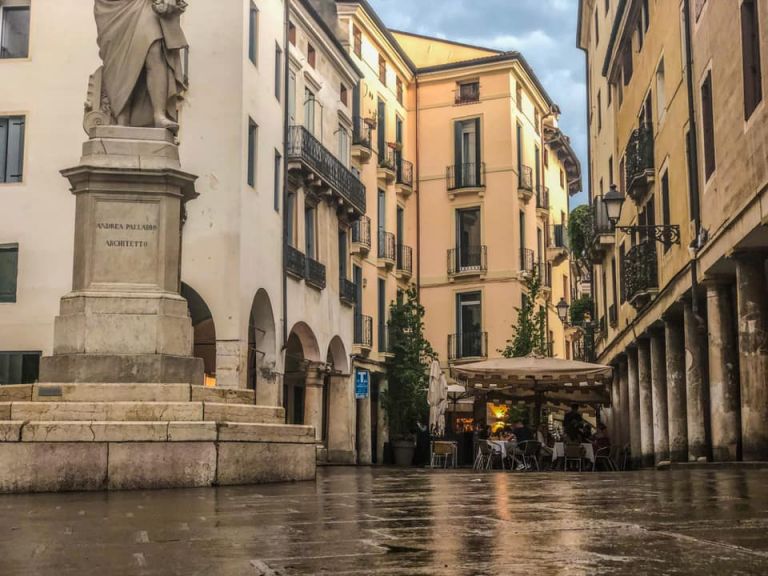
[{"left": 94, "top": 0, "right": 187, "bottom": 126}]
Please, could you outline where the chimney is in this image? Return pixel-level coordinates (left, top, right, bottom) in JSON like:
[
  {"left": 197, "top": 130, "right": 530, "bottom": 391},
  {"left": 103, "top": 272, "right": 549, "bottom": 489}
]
[{"left": 307, "top": 0, "right": 343, "bottom": 41}]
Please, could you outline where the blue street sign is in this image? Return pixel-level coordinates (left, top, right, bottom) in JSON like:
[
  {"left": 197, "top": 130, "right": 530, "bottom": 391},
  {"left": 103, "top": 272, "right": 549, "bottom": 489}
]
[{"left": 355, "top": 369, "right": 370, "bottom": 399}]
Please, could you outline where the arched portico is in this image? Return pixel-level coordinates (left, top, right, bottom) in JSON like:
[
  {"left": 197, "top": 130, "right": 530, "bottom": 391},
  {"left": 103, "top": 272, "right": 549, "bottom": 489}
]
[
  {"left": 325, "top": 336, "right": 356, "bottom": 464},
  {"left": 284, "top": 322, "right": 323, "bottom": 432},
  {"left": 247, "top": 289, "right": 278, "bottom": 404},
  {"left": 181, "top": 283, "right": 216, "bottom": 384}
]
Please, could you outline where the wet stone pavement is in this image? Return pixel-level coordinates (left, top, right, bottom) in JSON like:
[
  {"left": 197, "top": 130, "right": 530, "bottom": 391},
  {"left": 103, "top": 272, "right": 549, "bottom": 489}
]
[{"left": 1, "top": 467, "right": 768, "bottom": 575}]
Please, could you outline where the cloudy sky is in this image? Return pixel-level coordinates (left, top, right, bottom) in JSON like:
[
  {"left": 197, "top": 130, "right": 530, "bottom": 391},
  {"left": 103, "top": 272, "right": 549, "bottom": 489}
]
[{"left": 367, "top": 0, "right": 588, "bottom": 205}]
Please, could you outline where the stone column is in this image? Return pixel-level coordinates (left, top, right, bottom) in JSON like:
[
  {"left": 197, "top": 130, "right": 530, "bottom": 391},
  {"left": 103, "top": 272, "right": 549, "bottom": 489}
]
[
  {"left": 650, "top": 330, "right": 669, "bottom": 464},
  {"left": 736, "top": 255, "right": 768, "bottom": 461},
  {"left": 255, "top": 370, "right": 281, "bottom": 407},
  {"left": 377, "top": 378, "right": 389, "bottom": 464},
  {"left": 627, "top": 348, "right": 642, "bottom": 468},
  {"left": 304, "top": 366, "right": 325, "bottom": 442},
  {"left": 327, "top": 374, "right": 356, "bottom": 464},
  {"left": 356, "top": 395, "right": 372, "bottom": 465},
  {"left": 665, "top": 313, "right": 688, "bottom": 462},
  {"left": 684, "top": 299, "right": 709, "bottom": 461},
  {"left": 610, "top": 370, "right": 620, "bottom": 446},
  {"left": 215, "top": 340, "right": 241, "bottom": 389},
  {"left": 637, "top": 339, "right": 655, "bottom": 468},
  {"left": 706, "top": 281, "right": 741, "bottom": 461},
  {"left": 619, "top": 358, "right": 631, "bottom": 450}
]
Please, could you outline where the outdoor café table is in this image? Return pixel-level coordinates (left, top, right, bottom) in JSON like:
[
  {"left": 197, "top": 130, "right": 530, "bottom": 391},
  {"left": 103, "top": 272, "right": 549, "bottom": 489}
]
[
  {"left": 552, "top": 442, "right": 595, "bottom": 464},
  {"left": 488, "top": 440, "right": 515, "bottom": 459}
]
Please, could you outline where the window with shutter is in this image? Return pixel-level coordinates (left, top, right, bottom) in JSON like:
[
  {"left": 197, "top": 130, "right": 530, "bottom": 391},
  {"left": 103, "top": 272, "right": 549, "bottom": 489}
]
[
  {"left": 701, "top": 71, "right": 716, "bottom": 180},
  {"left": 0, "top": 244, "right": 19, "bottom": 303},
  {"left": 0, "top": 5, "right": 30, "bottom": 59},
  {"left": 0, "top": 116, "right": 24, "bottom": 183},
  {"left": 741, "top": 0, "right": 763, "bottom": 120}
]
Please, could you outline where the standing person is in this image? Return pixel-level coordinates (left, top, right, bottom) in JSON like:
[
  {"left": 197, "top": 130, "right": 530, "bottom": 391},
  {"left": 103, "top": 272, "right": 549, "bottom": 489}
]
[{"left": 563, "top": 404, "right": 583, "bottom": 430}]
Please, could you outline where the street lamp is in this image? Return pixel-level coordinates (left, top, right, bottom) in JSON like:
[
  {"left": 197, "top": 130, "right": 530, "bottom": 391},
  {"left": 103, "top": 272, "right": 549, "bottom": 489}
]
[
  {"left": 602, "top": 184, "right": 681, "bottom": 247},
  {"left": 556, "top": 297, "right": 570, "bottom": 325}
]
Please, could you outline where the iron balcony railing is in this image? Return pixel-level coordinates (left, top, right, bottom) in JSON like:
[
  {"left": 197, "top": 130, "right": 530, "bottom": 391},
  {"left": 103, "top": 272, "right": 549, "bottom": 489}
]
[
  {"left": 553, "top": 224, "right": 569, "bottom": 249},
  {"left": 591, "top": 196, "right": 613, "bottom": 235},
  {"left": 537, "top": 185, "right": 550, "bottom": 210},
  {"left": 379, "top": 145, "right": 396, "bottom": 171},
  {"left": 352, "top": 116, "right": 372, "bottom": 150},
  {"left": 354, "top": 314, "right": 373, "bottom": 348},
  {"left": 340, "top": 277, "right": 356, "bottom": 305},
  {"left": 306, "top": 257, "right": 326, "bottom": 290},
  {"left": 448, "top": 332, "right": 488, "bottom": 361},
  {"left": 624, "top": 240, "right": 659, "bottom": 306},
  {"left": 397, "top": 158, "right": 414, "bottom": 188},
  {"left": 455, "top": 83, "right": 480, "bottom": 105},
  {"left": 378, "top": 230, "right": 396, "bottom": 261},
  {"left": 447, "top": 162, "right": 485, "bottom": 190},
  {"left": 285, "top": 244, "right": 306, "bottom": 279},
  {"left": 396, "top": 244, "right": 413, "bottom": 275},
  {"left": 519, "top": 165, "right": 533, "bottom": 192},
  {"left": 352, "top": 216, "right": 371, "bottom": 250},
  {"left": 609, "top": 303, "right": 618, "bottom": 327},
  {"left": 625, "top": 124, "right": 655, "bottom": 202},
  {"left": 287, "top": 126, "right": 366, "bottom": 215},
  {"left": 448, "top": 246, "right": 488, "bottom": 275},
  {"left": 520, "top": 248, "right": 535, "bottom": 273}
]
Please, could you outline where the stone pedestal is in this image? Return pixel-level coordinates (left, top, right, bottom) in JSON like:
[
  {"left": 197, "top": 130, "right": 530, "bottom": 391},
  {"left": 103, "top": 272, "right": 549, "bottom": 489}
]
[
  {"left": 684, "top": 300, "right": 709, "bottom": 461},
  {"left": 39, "top": 127, "right": 203, "bottom": 384},
  {"left": 665, "top": 314, "right": 688, "bottom": 462},
  {"left": 706, "top": 281, "right": 740, "bottom": 461},
  {"left": 627, "top": 348, "right": 642, "bottom": 468},
  {"left": 650, "top": 331, "right": 670, "bottom": 464},
  {"left": 637, "top": 339, "right": 655, "bottom": 468},
  {"left": 735, "top": 255, "right": 768, "bottom": 461}
]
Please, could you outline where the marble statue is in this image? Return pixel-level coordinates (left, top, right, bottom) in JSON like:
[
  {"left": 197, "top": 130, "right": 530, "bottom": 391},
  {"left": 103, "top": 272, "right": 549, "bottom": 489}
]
[{"left": 85, "top": 0, "right": 189, "bottom": 135}]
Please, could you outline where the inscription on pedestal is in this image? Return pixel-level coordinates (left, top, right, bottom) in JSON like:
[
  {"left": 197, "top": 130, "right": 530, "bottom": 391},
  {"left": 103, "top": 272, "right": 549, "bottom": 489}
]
[{"left": 92, "top": 200, "right": 160, "bottom": 285}]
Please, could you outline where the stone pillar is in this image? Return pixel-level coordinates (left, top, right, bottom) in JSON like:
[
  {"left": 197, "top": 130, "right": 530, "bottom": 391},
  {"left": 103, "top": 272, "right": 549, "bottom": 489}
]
[
  {"left": 327, "top": 374, "right": 356, "bottom": 464},
  {"left": 377, "top": 378, "right": 389, "bottom": 464},
  {"left": 706, "top": 281, "right": 741, "bottom": 461},
  {"left": 619, "top": 358, "right": 631, "bottom": 450},
  {"left": 684, "top": 299, "right": 709, "bottom": 461},
  {"left": 627, "top": 348, "right": 642, "bottom": 468},
  {"left": 637, "top": 339, "right": 655, "bottom": 468},
  {"left": 304, "top": 366, "right": 325, "bottom": 442},
  {"left": 665, "top": 313, "right": 688, "bottom": 462},
  {"left": 356, "top": 395, "right": 372, "bottom": 465},
  {"left": 735, "top": 255, "right": 768, "bottom": 461},
  {"left": 215, "top": 340, "right": 241, "bottom": 389},
  {"left": 256, "top": 370, "right": 281, "bottom": 407},
  {"left": 650, "top": 331, "right": 669, "bottom": 464},
  {"left": 610, "top": 370, "right": 620, "bottom": 446}
]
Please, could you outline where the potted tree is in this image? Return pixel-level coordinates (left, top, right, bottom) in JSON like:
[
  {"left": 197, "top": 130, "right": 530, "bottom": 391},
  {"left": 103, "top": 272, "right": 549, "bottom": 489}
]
[{"left": 383, "top": 287, "right": 436, "bottom": 466}]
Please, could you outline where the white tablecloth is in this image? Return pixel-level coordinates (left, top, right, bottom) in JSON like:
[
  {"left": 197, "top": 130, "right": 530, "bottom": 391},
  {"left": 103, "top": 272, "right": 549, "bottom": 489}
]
[
  {"left": 552, "top": 442, "right": 595, "bottom": 463},
  {"left": 488, "top": 440, "right": 518, "bottom": 458}
]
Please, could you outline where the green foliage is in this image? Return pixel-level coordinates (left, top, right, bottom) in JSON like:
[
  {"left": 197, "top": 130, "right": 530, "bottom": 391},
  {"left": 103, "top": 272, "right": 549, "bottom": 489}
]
[
  {"left": 500, "top": 267, "right": 548, "bottom": 358},
  {"left": 382, "top": 287, "right": 437, "bottom": 439},
  {"left": 570, "top": 296, "right": 594, "bottom": 325},
  {"left": 569, "top": 204, "right": 593, "bottom": 274}
]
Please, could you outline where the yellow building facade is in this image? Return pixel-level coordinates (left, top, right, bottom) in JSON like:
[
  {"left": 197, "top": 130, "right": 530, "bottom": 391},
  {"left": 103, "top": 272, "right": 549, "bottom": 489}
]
[{"left": 579, "top": 0, "right": 768, "bottom": 465}]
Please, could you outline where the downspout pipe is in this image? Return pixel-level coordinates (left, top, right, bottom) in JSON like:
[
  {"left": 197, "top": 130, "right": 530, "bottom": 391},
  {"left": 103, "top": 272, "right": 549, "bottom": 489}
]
[
  {"left": 415, "top": 76, "right": 421, "bottom": 298},
  {"left": 282, "top": 0, "right": 290, "bottom": 347}
]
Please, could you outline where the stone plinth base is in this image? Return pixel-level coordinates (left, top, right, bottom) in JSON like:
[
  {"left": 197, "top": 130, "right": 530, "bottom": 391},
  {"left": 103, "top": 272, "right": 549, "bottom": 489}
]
[
  {"left": 0, "top": 384, "right": 316, "bottom": 493},
  {"left": 40, "top": 353, "right": 204, "bottom": 385}
]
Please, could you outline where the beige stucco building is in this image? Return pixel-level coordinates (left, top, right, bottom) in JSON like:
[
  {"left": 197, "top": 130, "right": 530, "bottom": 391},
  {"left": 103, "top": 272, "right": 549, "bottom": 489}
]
[{"left": 579, "top": 0, "right": 768, "bottom": 465}]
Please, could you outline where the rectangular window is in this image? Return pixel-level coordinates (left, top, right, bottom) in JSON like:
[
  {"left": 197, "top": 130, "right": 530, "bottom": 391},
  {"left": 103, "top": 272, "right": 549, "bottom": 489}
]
[
  {"left": 456, "top": 207, "right": 481, "bottom": 271},
  {"left": 454, "top": 118, "right": 481, "bottom": 187},
  {"left": 307, "top": 43, "right": 316, "bottom": 68},
  {"left": 456, "top": 292, "right": 482, "bottom": 358},
  {"left": 378, "top": 278, "right": 386, "bottom": 351},
  {"left": 338, "top": 229, "right": 348, "bottom": 279},
  {"left": 305, "top": 204, "right": 316, "bottom": 259},
  {"left": 607, "top": 83, "right": 612, "bottom": 106},
  {"left": 377, "top": 188, "right": 386, "bottom": 231},
  {"left": 741, "top": 0, "right": 763, "bottom": 120},
  {"left": 597, "top": 89, "right": 602, "bottom": 131},
  {"left": 247, "top": 119, "right": 257, "bottom": 187},
  {"left": 396, "top": 77, "right": 403, "bottom": 104},
  {"left": 516, "top": 84, "right": 523, "bottom": 109},
  {"left": 288, "top": 22, "right": 296, "bottom": 46},
  {"left": 608, "top": 155, "right": 614, "bottom": 185},
  {"left": 338, "top": 124, "right": 349, "bottom": 167},
  {"left": 304, "top": 88, "right": 315, "bottom": 134},
  {"left": 0, "top": 4, "right": 30, "bottom": 59},
  {"left": 656, "top": 59, "right": 666, "bottom": 123},
  {"left": 516, "top": 122, "right": 523, "bottom": 175},
  {"left": 642, "top": 0, "right": 650, "bottom": 32},
  {"left": 378, "top": 54, "right": 386, "bottom": 84},
  {"left": 622, "top": 44, "right": 634, "bottom": 86},
  {"left": 353, "top": 25, "right": 362, "bottom": 58},
  {"left": 605, "top": 0, "right": 610, "bottom": 14},
  {"left": 0, "top": 116, "right": 25, "bottom": 183},
  {"left": 274, "top": 150, "right": 281, "bottom": 212},
  {"left": 286, "top": 192, "right": 295, "bottom": 245},
  {"left": 594, "top": 8, "right": 599, "bottom": 46},
  {"left": 0, "top": 243, "right": 18, "bottom": 303},
  {"left": 0, "top": 351, "right": 40, "bottom": 385},
  {"left": 619, "top": 244, "right": 627, "bottom": 303},
  {"left": 377, "top": 99, "right": 386, "bottom": 156},
  {"left": 701, "top": 71, "right": 716, "bottom": 180},
  {"left": 457, "top": 81, "right": 480, "bottom": 104},
  {"left": 274, "top": 44, "right": 282, "bottom": 101},
  {"left": 611, "top": 258, "right": 618, "bottom": 317},
  {"left": 544, "top": 148, "right": 549, "bottom": 168},
  {"left": 340, "top": 83, "right": 348, "bottom": 107},
  {"left": 248, "top": 2, "right": 258, "bottom": 65},
  {"left": 288, "top": 70, "right": 296, "bottom": 123}
]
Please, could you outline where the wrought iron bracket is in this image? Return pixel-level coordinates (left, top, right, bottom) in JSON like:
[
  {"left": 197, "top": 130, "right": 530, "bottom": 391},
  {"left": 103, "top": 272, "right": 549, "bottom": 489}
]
[{"left": 614, "top": 225, "right": 681, "bottom": 247}]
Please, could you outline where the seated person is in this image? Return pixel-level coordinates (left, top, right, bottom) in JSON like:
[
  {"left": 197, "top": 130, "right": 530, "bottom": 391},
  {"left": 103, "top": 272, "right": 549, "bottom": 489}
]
[
  {"left": 536, "top": 424, "right": 554, "bottom": 454},
  {"left": 564, "top": 404, "right": 584, "bottom": 431},
  {"left": 564, "top": 421, "right": 582, "bottom": 445},
  {"left": 593, "top": 422, "right": 611, "bottom": 451}
]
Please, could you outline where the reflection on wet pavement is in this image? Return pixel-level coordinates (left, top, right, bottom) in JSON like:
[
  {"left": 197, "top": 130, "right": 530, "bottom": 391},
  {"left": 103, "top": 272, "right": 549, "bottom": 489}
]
[{"left": 1, "top": 467, "right": 768, "bottom": 575}]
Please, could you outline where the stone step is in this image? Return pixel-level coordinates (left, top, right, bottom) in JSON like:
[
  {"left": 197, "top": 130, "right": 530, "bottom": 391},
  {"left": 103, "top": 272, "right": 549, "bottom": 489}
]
[
  {"left": 0, "top": 384, "right": 257, "bottom": 405},
  {"left": 217, "top": 422, "right": 316, "bottom": 443},
  {"left": 203, "top": 403, "right": 284, "bottom": 424},
  {"left": 9, "top": 401, "right": 204, "bottom": 422}
]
